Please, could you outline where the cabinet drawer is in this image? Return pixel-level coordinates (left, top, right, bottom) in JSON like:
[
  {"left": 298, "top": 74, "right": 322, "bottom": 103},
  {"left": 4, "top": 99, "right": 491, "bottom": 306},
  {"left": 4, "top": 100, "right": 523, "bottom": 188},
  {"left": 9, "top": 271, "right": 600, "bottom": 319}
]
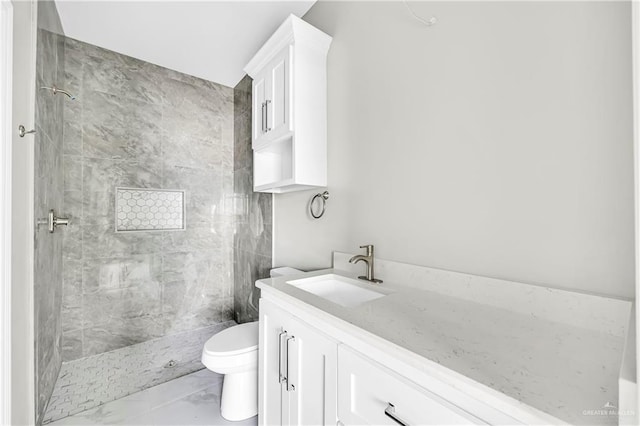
[{"left": 338, "top": 346, "right": 485, "bottom": 426}]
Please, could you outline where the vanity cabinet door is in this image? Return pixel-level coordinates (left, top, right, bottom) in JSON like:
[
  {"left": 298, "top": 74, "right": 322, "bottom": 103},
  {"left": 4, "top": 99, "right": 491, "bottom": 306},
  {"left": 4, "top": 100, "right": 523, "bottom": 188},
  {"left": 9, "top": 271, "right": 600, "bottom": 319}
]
[
  {"left": 337, "top": 345, "right": 486, "bottom": 426},
  {"left": 259, "top": 298, "right": 291, "bottom": 426},
  {"left": 259, "top": 298, "right": 337, "bottom": 426},
  {"left": 285, "top": 316, "right": 337, "bottom": 426}
]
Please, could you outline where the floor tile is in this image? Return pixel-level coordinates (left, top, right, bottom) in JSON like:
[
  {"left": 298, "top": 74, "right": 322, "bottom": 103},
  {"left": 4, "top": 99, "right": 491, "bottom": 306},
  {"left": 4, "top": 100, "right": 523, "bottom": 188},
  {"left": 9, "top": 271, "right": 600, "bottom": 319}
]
[
  {"left": 49, "top": 369, "right": 257, "bottom": 426},
  {"left": 47, "top": 398, "right": 154, "bottom": 425}
]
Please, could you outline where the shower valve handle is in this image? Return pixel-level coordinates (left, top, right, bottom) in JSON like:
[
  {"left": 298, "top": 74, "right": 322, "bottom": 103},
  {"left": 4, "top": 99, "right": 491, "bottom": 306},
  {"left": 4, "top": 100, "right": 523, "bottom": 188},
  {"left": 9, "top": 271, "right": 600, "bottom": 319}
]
[{"left": 48, "top": 209, "right": 69, "bottom": 233}]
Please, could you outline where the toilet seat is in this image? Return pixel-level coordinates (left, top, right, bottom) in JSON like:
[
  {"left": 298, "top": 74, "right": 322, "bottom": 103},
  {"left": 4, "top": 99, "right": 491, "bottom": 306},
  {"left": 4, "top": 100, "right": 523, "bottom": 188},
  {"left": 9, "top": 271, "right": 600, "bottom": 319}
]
[
  {"left": 204, "top": 322, "right": 258, "bottom": 356},
  {"left": 201, "top": 322, "right": 259, "bottom": 374}
]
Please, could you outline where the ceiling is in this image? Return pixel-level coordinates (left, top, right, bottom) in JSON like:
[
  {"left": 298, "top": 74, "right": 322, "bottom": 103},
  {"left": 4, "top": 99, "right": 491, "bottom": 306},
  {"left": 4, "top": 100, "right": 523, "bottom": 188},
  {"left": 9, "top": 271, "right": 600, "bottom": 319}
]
[{"left": 54, "top": 1, "right": 316, "bottom": 88}]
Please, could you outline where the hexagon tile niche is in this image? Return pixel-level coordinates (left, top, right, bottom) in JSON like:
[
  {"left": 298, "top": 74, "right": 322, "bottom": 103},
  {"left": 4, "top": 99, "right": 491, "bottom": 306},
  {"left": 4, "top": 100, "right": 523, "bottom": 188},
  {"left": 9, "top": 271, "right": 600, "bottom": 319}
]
[{"left": 115, "top": 188, "right": 185, "bottom": 232}]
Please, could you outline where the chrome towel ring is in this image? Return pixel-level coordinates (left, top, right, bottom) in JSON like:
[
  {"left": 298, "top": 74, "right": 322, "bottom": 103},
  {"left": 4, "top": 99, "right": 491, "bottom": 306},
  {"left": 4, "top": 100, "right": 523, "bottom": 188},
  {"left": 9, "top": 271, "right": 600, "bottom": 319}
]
[{"left": 310, "top": 191, "right": 329, "bottom": 219}]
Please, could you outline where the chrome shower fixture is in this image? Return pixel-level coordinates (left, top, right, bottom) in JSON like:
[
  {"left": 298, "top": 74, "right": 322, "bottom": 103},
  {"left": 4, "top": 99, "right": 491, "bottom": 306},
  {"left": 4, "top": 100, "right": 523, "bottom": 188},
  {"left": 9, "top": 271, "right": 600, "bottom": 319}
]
[{"left": 40, "top": 85, "right": 76, "bottom": 100}]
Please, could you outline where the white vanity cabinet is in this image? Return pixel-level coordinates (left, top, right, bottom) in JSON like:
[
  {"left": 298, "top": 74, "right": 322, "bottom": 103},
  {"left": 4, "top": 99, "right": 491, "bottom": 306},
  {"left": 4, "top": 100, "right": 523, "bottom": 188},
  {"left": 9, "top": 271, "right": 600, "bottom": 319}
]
[
  {"left": 244, "top": 15, "right": 332, "bottom": 193},
  {"left": 337, "top": 345, "right": 485, "bottom": 426},
  {"left": 259, "top": 298, "right": 484, "bottom": 426},
  {"left": 258, "top": 280, "right": 526, "bottom": 426},
  {"left": 259, "top": 298, "right": 337, "bottom": 426}
]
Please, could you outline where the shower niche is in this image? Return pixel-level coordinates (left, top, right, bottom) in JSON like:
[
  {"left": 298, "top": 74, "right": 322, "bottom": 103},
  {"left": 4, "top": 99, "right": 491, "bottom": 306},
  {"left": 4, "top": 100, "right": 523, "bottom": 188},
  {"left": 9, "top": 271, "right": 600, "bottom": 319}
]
[{"left": 115, "top": 188, "right": 185, "bottom": 232}]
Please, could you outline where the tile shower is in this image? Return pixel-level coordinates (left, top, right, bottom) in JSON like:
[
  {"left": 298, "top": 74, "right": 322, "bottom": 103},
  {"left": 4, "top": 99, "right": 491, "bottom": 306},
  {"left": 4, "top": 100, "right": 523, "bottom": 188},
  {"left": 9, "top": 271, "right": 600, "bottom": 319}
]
[
  {"left": 60, "top": 35, "right": 235, "bottom": 361},
  {"left": 233, "top": 75, "right": 273, "bottom": 324},
  {"left": 34, "top": 29, "right": 272, "bottom": 424},
  {"left": 34, "top": 26, "right": 65, "bottom": 426}
]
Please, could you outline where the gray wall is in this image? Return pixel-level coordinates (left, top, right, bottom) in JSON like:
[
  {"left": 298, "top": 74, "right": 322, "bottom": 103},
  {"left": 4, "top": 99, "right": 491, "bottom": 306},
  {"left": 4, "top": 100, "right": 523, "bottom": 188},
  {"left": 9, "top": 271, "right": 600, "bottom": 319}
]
[
  {"left": 233, "top": 75, "right": 273, "bottom": 324},
  {"left": 61, "top": 37, "right": 236, "bottom": 360},
  {"left": 34, "top": 25, "right": 65, "bottom": 425},
  {"left": 273, "top": 1, "right": 635, "bottom": 298}
]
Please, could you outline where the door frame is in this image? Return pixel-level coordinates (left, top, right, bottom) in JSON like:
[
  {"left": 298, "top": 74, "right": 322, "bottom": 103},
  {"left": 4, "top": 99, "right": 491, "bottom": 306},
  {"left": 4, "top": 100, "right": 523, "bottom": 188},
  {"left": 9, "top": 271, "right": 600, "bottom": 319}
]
[
  {"left": 634, "top": 0, "right": 640, "bottom": 419},
  {"left": 0, "top": 0, "right": 13, "bottom": 424},
  {"left": 7, "top": 0, "right": 37, "bottom": 424}
]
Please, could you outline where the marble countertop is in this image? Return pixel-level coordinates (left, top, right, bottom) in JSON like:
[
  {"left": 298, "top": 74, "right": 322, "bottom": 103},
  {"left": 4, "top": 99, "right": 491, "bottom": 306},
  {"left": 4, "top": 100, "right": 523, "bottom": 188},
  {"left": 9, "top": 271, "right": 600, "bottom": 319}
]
[{"left": 257, "top": 268, "right": 629, "bottom": 425}]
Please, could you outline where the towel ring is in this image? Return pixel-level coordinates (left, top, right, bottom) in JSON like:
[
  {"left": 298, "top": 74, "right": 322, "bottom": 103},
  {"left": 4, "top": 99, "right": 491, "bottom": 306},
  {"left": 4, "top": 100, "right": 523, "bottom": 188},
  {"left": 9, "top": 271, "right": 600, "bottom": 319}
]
[{"left": 310, "top": 191, "right": 329, "bottom": 219}]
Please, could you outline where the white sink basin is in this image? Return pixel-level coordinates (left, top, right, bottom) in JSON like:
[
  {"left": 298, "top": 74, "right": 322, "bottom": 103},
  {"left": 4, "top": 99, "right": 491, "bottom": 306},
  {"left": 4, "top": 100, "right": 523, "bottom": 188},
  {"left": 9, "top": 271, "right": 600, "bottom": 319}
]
[{"left": 286, "top": 274, "right": 386, "bottom": 307}]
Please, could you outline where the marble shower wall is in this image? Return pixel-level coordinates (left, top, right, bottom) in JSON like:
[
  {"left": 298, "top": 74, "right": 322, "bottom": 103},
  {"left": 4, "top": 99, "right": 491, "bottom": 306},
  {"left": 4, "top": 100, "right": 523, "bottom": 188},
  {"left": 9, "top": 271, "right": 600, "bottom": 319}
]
[
  {"left": 233, "top": 75, "right": 273, "bottom": 324},
  {"left": 61, "top": 37, "right": 235, "bottom": 361},
  {"left": 34, "top": 27, "right": 65, "bottom": 425}
]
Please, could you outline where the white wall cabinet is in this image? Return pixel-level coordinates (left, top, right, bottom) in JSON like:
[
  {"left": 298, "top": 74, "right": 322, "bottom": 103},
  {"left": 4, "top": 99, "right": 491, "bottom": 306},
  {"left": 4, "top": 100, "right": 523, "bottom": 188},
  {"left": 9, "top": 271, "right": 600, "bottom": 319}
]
[
  {"left": 259, "top": 298, "right": 337, "bottom": 426},
  {"left": 244, "top": 15, "right": 332, "bottom": 193}
]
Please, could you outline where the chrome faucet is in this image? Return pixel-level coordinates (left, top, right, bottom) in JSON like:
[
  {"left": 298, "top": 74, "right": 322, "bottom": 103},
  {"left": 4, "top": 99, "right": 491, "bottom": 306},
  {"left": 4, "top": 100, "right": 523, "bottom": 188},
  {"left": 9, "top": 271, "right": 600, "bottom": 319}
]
[{"left": 349, "top": 245, "right": 383, "bottom": 284}]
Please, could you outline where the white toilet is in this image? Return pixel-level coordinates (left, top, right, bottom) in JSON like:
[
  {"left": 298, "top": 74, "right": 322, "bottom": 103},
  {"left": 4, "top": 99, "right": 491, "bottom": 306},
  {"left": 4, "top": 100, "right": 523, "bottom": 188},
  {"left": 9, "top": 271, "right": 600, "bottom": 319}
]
[
  {"left": 202, "top": 321, "right": 259, "bottom": 421},
  {"left": 202, "top": 267, "right": 302, "bottom": 421}
]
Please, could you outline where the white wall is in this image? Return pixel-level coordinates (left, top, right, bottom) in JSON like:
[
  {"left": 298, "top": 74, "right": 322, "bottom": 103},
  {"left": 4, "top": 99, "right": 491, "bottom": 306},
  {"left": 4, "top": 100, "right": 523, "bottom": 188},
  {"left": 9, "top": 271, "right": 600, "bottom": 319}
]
[{"left": 273, "top": 1, "right": 635, "bottom": 298}]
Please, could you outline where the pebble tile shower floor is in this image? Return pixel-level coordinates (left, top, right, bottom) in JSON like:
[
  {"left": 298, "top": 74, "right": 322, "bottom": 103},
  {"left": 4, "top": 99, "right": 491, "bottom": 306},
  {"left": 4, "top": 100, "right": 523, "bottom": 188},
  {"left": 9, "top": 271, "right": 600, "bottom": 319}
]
[{"left": 48, "top": 369, "right": 257, "bottom": 426}]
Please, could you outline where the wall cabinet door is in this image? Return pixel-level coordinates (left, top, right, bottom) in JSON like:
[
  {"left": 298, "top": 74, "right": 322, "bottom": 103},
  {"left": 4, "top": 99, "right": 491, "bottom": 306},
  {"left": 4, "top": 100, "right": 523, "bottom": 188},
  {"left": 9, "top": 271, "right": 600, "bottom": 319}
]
[
  {"left": 252, "top": 47, "right": 292, "bottom": 150},
  {"left": 252, "top": 72, "right": 268, "bottom": 147},
  {"left": 337, "top": 345, "right": 485, "bottom": 426},
  {"left": 264, "top": 46, "right": 292, "bottom": 143},
  {"left": 259, "top": 299, "right": 337, "bottom": 426}
]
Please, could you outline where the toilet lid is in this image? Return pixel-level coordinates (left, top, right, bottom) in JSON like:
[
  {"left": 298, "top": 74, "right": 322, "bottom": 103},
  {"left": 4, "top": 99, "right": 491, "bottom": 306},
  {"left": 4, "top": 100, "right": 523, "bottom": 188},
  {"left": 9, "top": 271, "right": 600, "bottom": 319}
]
[{"left": 204, "top": 321, "right": 259, "bottom": 356}]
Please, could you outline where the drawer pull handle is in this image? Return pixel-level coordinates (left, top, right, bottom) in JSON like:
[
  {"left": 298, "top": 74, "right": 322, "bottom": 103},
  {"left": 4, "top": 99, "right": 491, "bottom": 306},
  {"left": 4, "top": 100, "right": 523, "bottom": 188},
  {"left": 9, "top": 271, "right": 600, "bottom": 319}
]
[
  {"left": 385, "top": 403, "right": 409, "bottom": 426},
  {"left": 278, "top": 330, "right": 287, "bottom": 383}
]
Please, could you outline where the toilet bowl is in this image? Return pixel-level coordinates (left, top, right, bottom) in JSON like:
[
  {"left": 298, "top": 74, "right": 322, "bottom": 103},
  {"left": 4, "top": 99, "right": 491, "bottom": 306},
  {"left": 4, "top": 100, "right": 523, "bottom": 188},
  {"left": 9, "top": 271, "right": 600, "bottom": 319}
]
[{"left": 202, "top": 321, "right": 259, "bottom": 421}]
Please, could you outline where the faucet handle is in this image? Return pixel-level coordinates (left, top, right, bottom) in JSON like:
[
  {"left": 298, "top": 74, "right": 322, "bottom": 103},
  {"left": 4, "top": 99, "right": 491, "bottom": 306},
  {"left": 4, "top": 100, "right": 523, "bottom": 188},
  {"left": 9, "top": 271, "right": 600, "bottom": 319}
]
[{"left": 359, "top": 244, "right": 373, "bottom": 255}]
